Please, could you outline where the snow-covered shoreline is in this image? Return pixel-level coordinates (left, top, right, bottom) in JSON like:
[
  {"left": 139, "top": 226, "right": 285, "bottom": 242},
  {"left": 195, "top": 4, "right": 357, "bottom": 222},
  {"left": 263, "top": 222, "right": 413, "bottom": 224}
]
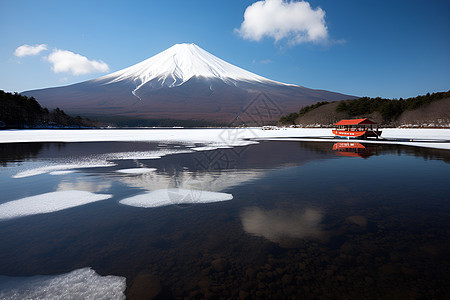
[{"left": 0, "top": 128, "right": 449, "bottom": 150}]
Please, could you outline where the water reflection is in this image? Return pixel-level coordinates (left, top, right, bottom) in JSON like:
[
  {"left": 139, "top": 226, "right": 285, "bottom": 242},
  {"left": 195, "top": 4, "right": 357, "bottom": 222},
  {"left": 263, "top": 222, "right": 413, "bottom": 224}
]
[
  {"left": 0, "top": 143, "right": 44, "bottom": 166},
  {"left": 241, "top": 207, "right": 324, "bottom": 243},
  {"left": 332, "top": 142, "right": 374, "bottom": 158},
  {"left": 57, "top": 178, "right": 112, "bottom": 193},
  {"left": 1, "top": 140, "right": 449, "bottom": 298},
  {"left": 116, "top": 169, "right": 265, "bottom": 193}
]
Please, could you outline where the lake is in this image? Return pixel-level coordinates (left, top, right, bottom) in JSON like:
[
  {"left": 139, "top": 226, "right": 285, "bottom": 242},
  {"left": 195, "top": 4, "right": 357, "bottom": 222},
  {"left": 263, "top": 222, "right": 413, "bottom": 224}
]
[{"left": 0, "top": 137, "right": 449, "bottom": 299}]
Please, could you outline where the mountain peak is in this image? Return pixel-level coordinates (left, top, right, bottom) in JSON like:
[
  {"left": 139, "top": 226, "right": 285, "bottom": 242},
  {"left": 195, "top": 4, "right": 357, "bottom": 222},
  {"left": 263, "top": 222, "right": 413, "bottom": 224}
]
[{"left": 98, "top": 43, "right": 274, "bottom": 90}]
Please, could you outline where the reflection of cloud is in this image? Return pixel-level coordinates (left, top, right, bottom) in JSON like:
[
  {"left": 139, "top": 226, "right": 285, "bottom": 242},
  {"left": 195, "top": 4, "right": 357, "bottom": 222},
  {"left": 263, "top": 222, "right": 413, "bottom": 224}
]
[
  {"left": 0, "top": 267, "right": 125, "bottom": 299},
  {"left": 241, "top": 207, "right": 323, "bottom": 242},
  {"left": 57, "top": 179, "right": 112, "bottom": 193}
]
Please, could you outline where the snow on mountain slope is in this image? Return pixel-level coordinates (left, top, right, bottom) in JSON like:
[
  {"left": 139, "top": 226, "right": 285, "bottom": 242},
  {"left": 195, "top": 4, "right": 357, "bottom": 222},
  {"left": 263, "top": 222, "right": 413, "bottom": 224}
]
[{"left": 97, "top": 43, "right": 284, "bottom": 92}]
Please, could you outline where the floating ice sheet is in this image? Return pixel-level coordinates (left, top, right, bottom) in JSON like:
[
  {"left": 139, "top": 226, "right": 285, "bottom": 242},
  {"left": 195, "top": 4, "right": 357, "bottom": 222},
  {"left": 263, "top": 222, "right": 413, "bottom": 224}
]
[
  {"left": 102, "top": 149, "right": 193, "bottom": 160},
  {"left": 0, "top": 190, "right": 112, "bottom": 221},
  {"left": 116, "top": 168, "right": 157, "bottom": 174},
  {"left": 0, "top": 267, "right": 126, "bottom": 300},
  {"left": 49, "top": 170, "right": 76, "bottom": 175},
  {"left": 13, "top": 162, "right": 115, "bottom": 179},
  {"left": 119, "top": 188, "right": 233, "bottom": 208}
]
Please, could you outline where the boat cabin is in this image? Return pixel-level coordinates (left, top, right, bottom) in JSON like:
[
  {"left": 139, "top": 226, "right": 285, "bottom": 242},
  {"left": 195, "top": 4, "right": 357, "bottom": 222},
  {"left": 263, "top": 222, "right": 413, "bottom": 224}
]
[{"left": 332, "top": 118, "right": 381, "bottom": 139}]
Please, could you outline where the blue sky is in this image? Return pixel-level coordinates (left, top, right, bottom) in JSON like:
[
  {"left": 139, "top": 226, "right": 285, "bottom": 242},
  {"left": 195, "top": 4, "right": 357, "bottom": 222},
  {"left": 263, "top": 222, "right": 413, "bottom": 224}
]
[{"left": 1, "top": 0, "right": 449, "bottom": 99}]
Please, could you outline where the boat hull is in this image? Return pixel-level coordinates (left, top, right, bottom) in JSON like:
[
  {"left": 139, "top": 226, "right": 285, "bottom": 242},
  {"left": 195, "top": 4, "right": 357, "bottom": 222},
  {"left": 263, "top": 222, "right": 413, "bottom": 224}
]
[{"left": 332, "top": 130, "right": 366, "bottom": 137}]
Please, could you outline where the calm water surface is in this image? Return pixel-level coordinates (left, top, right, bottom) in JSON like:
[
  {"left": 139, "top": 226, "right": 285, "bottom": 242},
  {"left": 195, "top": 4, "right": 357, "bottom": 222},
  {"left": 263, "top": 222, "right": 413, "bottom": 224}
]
[{"left": 0, "top": 140, "right": 449, "bottom": 299}]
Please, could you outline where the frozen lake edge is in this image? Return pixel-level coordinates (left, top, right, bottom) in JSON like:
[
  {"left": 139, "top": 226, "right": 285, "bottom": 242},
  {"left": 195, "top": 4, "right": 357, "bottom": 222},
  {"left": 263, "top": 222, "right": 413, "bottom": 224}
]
[{"left": 0, "top": 128, "right": 449, "bottom": 150}]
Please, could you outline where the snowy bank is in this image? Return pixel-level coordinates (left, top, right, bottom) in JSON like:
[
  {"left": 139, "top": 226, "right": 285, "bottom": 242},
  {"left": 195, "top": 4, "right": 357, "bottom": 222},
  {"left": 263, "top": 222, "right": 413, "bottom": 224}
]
[
  {"left": 0, "top": 128, "right": 448, "bottom": 150},
  {"left": 0, "top": 268, "right": 125, "bottom": 300}
]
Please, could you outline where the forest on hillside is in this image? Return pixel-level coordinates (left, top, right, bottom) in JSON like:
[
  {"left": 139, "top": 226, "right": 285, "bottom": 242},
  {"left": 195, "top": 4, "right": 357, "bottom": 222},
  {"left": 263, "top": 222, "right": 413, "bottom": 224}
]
[
  {"left": 279, "top": 91, "right": 450, "bottom": 125},
  {"left": 0, "top": 90, "right": 102, "bottom": 129}
]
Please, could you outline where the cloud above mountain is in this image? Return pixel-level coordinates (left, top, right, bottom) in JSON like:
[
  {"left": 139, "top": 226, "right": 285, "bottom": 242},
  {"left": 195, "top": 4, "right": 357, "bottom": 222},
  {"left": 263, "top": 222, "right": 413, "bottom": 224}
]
[
  {"left": 236, "top": 0, "right": 328, "bottom": 45},
  {"left": 13, "top": 43, "right": 109, "bottom": 76},
  {"left": 14, "top": 44, "right": 48, "bottom": 57},
  {"left": 47, "top": 49, "right": 109, "bottom": 75}
]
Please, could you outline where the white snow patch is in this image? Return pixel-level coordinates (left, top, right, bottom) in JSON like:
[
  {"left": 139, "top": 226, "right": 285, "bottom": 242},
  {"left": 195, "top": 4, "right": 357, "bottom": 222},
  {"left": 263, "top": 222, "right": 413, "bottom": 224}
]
[
  {"left": 0, "top": 191, "right": 112, "bottom": 221},
  {"left": 0, "top": 267, "right": 125, "bottom": 300},
  {"left": 103, "top": 149, "right": 192, "bottom": 161},
  {"left": 0, "top": 128, "right": 448, "bottom": 150},
  {"left": 116, "top": 168, "right": 157, "bottom": 174},
  {"left": 13, "top": 162, "right": 114, "bottom": 179},
  {"left": 381, "top": 128, "right": 450, "bottom": 140},
  {"left": 49, "top": 170, "right": 76, "bottom": 175},
  {"left": 119, "top": 188, "right": 233, "bottom": 208}
]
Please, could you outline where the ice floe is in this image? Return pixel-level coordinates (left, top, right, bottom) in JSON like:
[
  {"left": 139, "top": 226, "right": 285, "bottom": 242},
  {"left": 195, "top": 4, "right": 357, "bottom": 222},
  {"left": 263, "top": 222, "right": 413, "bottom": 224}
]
[
  {"left": 102, "top": 149, "right": 193, "bottom": 160},
  {"left": 0, "top": 190, "right": 112, "bottom": 221},
  {"left": 116, "top": 168, "right": 157, "bottom": 174},
  {"left": 13, "top": 162, "right": 115, "bottom": 178},
  {"left": 119, "top": 188, "right": 233, "bottom": 208},
  {"left": 49, "top": 170, "right": 76, "bottom": 175},
  {"left": 0, "top": 267, "right": 125, "bottom": 300}
]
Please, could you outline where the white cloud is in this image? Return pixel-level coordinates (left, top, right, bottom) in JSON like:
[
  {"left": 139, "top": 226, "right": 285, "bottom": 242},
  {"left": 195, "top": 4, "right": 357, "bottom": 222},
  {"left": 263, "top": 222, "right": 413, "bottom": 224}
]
[
  {"left": 47, "top": 49, "right": 109, "bottom": 75},
  {"left": 236, "top": 0, "right": 328, "bottom": 45},
  {"left": 14, "top": 44, "right": 48, "bottom": 57}
]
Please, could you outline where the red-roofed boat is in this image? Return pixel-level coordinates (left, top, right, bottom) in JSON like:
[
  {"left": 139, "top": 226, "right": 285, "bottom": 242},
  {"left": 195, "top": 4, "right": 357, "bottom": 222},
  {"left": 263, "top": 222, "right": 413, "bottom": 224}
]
[{"left": 332, "top": 118, "right": 381, "bottom": 139}]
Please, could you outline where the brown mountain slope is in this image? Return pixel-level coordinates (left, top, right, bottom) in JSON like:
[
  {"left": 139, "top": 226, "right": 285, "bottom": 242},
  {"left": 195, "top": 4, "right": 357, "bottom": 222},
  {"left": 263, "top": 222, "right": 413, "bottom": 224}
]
[{"left": 291, "top": 97, "right": 450, "bottom": 127}]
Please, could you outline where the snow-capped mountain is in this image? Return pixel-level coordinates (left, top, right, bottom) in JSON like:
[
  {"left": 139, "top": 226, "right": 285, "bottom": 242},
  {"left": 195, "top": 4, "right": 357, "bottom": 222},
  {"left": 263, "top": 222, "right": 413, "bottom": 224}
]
[
  {"left": 101, "top": 43, "right": 273, "bottom": 88},
  {"left": 22, "top": 43, "right": 355, "bottom": 125}
]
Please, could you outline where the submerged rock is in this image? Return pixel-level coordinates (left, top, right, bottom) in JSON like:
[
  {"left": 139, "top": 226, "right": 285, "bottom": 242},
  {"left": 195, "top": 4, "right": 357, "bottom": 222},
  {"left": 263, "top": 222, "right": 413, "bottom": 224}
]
[
  {"left": 345, "top": 215, "right": 368, "bottom": 227},
  {"left": 211, "top": 258, "right": 228, "bottom": 273},
  {"left": 127, "top": 274, "right": 166, "bottom": 300}
]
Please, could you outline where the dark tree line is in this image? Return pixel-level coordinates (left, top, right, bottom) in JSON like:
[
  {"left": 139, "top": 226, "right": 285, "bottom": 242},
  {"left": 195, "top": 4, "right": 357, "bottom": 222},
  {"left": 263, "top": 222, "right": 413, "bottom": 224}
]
[
  {"left": 336, "top": 91, "right": 450, "bottom": 122},
  {"left": 279, "top": 91, "right": 450, "bottom": 125},
  {"left": 0, "top": 90, "right": 100, "bottom": 128}
]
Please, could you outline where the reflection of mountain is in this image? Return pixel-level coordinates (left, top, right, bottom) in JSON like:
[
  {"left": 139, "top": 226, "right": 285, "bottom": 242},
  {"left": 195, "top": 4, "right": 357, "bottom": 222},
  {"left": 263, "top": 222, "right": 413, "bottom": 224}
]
[
  {"left": 142, "top": 141, "right": 327, "bottom": 171},
  {"left": 116, "top": 169, "right": 265, "bottom": 193},
  {"left": 112, "top": 141, "right": 329, "bottom": 192}
]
